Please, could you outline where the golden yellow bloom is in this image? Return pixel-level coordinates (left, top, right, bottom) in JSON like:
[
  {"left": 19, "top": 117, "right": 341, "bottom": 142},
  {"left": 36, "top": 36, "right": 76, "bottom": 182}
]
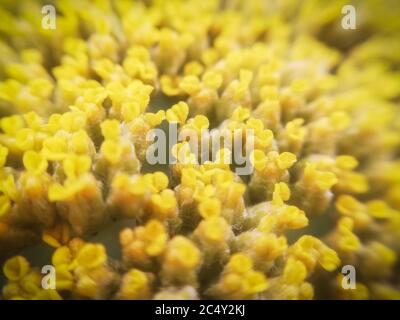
[
  {"left": 116, "top": 269, "right": 152, "bottom": 300},
  {"left": 1, "top": 0, "right": 399, "bottom": 300},
  {"left": 208, "top": 253, "right": 268, "bottom": 299},
  {"left": 3, "top": 256, "right": 30, "bottom": 281},
  {"left": 161, "top": 236, "right": 201, "bottom": 287},
  {"left": 120, "top": 219, "right": 168, "bottom": 269}
]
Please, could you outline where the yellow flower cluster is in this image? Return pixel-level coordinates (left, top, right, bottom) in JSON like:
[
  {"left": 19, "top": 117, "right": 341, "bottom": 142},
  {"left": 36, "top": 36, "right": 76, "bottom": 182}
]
[
  {"left": 1, "top": 0, "right": 400, "bottom": 300},
  {"left": 50, "top": 240, "right": 118, "bottom": 299},
  {"left": 2, "top": 255, "right": 61, "bottom": 300}
]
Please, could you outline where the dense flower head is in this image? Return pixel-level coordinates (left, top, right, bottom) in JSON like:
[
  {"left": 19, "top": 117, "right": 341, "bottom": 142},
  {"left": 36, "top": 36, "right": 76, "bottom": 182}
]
[{"left": 0, "top": 0, "right": 400, "bottom": 300}]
